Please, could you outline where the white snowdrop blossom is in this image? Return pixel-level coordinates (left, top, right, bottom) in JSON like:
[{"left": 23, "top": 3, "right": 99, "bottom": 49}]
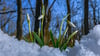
[
  {"left": 27, "top": 13, "right": 30, "bottom": 21},
  {"left": 38, "top": 15, "right": 44, "bottom": 20},
  {"left": 75, "top": 30, "right": 78, "bottom": 33},
  {"left": 67, "top": 20, "right": 76, "bottom": 28}
]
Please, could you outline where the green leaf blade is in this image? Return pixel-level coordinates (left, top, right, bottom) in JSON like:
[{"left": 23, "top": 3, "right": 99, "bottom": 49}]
[
  {"left": 50, "top": 30, "right": 56, "bottom": 47},
  {"left": 61, "top": 30, "right": 78, "bottom": 50},
  {"left": 33, "top": 32, "right": 44, "bottom": 47}
]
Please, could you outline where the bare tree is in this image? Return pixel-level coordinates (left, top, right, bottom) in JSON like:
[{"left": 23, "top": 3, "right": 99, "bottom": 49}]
[
  {"left": 34, "top": 0, "right": 42, "bottom": 34},
  {"left": 98, "top": 8, "right": 100, "bottom": 24},
  {"left": 84, "top": 0, "right": 89, "bottom": 35},
  {"left": 28, "top": 0, "right": 35, "bottom": 16},
  {"left": 16, "top": 0, "right": 22, "bottom": 40},
  {"left": 90, "top": 0, "right": 97, "bottom": 25}
]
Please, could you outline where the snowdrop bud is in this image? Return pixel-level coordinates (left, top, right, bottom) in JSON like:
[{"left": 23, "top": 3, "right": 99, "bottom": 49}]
[
  {"left": 38, "top": 15, "right": 44, "bottom": 20},
  {"left": 27, "top": 13, "right": 30, "bottom": 21},
  {"left": 75, "top": 30, "right": 78, "bottom": 33},
  {"left": 67, "top": 20, "right": 76, "bottom": 28},
  {"left": 74, "top": 30, "right": 78, "bottom": 36}
]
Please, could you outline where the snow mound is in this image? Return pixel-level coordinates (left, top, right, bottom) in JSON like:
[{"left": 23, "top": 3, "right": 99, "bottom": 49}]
[
  {"left": 0, "top": 30, "right": 65, "bottom": 56},
  {"left": 67, "top": 25, "right": 100, "bottom": 56}
]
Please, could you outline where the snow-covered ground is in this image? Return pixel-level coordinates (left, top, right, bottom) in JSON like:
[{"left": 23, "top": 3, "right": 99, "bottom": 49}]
[
  {"left": 0, "top": 30, "right": 65, "bottom": 56},
  {"left": 0, "top": 25, "right": 100, "bottom": 56},
  {"left": 67, "top": 25, "right": 100, "bottom": 56}
]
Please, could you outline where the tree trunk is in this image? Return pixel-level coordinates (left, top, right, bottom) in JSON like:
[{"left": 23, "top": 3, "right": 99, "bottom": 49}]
[
  {"left": 84, "top": 0, "right": 89, "bottom": 35},
  {"left": 44, "top": 0, "right": 50, "bottom": 44},
  {"left": 44, "top": 0, "right": 56, "bottom": 44},
  {"left": 34, "top": 0, "right": 42, "bottom": 34},
  {"left": 93, "top": 8, "right": 96, "bottom": 25},
  {"left": 43, "top": 0, "right": 48, "bottom": 36},
  {"left": 66, "top": 0, "right": 71, "bottom": 36},
  {"left": 98, "top": 8, "right": 100, "bottom": 24},
  {"left": 16, "top": 0, "right": 22, "bottom": 40}
]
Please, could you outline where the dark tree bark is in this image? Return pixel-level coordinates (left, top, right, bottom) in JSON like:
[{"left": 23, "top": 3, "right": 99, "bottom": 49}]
[
  {"left": 0, "top": 8, "right": 34, "bottom": 14},
  {"left": 66, "top": 0, "right": 71, "bottom": 36},
  {"left": 34, "top": 0, "right": 42, "bottom": 34},
  {"left": 98, "top": 8, "right": 100, "bottom": 24},
  {"left": 84, "top": 0, "right": 89, "bottom": 35},
  {"left": 16, "top": 0, "right": 22, "bottom": 40},
  {"left": 93, "top": 9, "right": 96, "bottom": 25}
]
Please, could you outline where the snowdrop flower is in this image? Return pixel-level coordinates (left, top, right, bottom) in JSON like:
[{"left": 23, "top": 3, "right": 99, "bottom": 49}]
[
  {"left": 75, "top": 30, "right": 78, "bottom": 33},
  {"left": 67, "top": 20, "right": 76, "bottom": 28},
  {"left": 38, "top": 15, "right": 44, "bottom": 20},
  {"left": 26, "top": 13, "right": 30, "bottom": 22}
]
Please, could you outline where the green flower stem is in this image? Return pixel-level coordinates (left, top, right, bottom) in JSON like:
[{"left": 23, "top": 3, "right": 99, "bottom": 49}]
[
  {"left": 28, "top": 21, "right": 33, "bottom": 42},
  {"left": 61, "top": 30, "right": 78, "bottom": 50},
  {"left": 58, "top": 14, "right": 70, "bottom": 47},
  {"left": 60, "top": 27, "right": 69, "bottom": 46},
  {"left": 41, "top": 21, "right": 44, "bottom": 44},
  {"left": 40, "top": 5, "right": 45, "bottom": 44}
]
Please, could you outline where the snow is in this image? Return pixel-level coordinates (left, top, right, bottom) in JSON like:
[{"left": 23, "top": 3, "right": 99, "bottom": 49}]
[
  {"left": 0, "top": 30, "right": 65, "bottom": 56},
  {"left": 0, "top": 25, "right": 100, "bottom": 56},
  {"left": 67, "top": 25, "right": 100, "bottom": 56}
]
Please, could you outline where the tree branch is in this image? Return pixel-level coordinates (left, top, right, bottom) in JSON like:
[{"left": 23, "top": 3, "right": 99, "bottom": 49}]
[
  {"left": 0, "top": 8, "right": 35, "bottom": 14},
  {"left": 0, "top": 15, "right": 16, "bottom": 29},
  {"left": 48, "top": 0, "right": 56, "bottom": 11},
  {"left": 28, "top": 0, "right": 34, "bottom": 16}
]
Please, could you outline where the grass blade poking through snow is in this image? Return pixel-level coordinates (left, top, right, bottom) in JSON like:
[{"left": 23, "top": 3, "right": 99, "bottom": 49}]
[{"left": 33, "top": 32, "right": 44, "bottom": 47}]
